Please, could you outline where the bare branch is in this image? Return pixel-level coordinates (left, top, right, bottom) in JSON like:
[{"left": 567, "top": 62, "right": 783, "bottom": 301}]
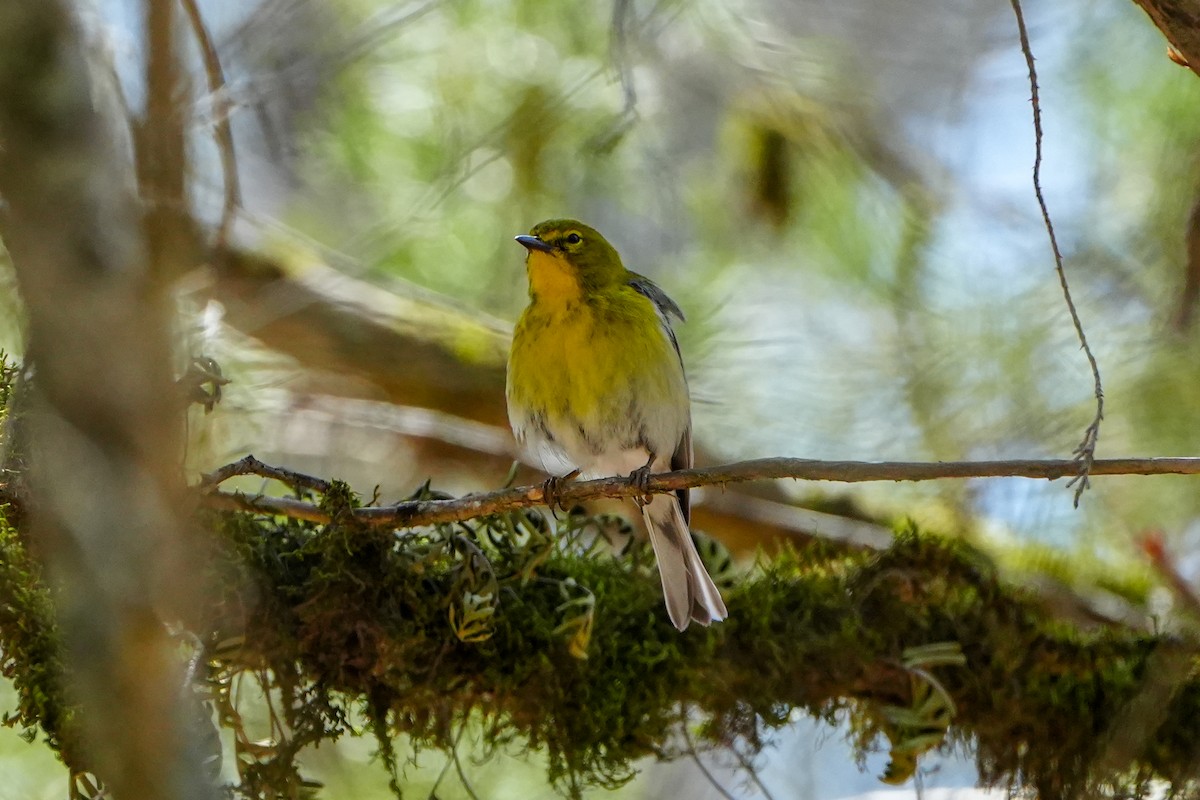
[
  {"left": 180, "top": 0, "right": 241, "bottom": 249},
  {"left": 680, "top": 723, "right": 739, "bottom": 800},
  {"left": 200, "top": 455, "right": 1200, "bottom": 530},
  {"left": 139, "top": 0, "right": 197, "bottom": 277},
  {"left": 208, "top": 246, "right": 511, "bottom": 425},
  {"left": 203, "top": 491, "right": 332, "bottom": 523},
  {"left": 730, "top": 744, "right": 778, "bottom": 800},
  {"left": 1009, "top": 0, "right": 1105, "bottom": 507},
  {"left": 200, "top": 454, "right": 330, "bottom": 494},
  {"left": 611, "top": 0, "right": 637, "bottom": 112},
  {"left": 1130, "top": 0, "right": 1200, "bottom": 79}
]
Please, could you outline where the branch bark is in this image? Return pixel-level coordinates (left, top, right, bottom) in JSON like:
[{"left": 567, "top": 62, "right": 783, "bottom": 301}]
[
  {"left": 1130, "top": 0, "right": 1200, "bottom": 75},
  {"left": 202, "top": 455, "right": 1200, "bottom": 529}
]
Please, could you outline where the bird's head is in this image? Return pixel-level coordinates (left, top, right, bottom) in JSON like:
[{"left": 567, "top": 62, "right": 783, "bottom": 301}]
[{"left": 515, "top": 219, "right": 626, "bottom": 303}]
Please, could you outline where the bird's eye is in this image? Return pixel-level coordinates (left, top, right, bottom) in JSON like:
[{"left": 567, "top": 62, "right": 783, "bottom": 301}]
[{"left": 565, "top": 232, "right": 583, "bottom": 245}]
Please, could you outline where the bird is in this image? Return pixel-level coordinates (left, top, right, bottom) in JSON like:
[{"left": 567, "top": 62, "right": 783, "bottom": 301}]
[{"left": 505, "top": 218, "right": 728, "bottom": 630}]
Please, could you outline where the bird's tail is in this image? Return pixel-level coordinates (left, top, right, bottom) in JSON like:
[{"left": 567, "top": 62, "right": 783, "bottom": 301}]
[{"left": 642, "top": 494, "right": 729, "bottom": 631}]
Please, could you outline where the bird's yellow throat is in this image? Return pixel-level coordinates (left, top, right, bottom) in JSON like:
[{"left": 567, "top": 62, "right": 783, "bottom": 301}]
[{"left": 525, "top": 250, "right": 583, "bottom": 305}]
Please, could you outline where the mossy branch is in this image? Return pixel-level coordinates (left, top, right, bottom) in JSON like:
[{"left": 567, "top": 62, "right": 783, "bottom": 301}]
[
  {"left": 5, "top": 446, "right": 1200, "bottom": 798},
  {"left": 201, "top": 454, "right": 1200, "bottom": 528},
  {"left": 177, "top": 512, "right": 1200, "bottom": 799}
]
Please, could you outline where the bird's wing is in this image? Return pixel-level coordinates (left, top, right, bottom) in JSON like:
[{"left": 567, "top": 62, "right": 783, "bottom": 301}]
[
  {"left": 628, "top": 274, "right": 685, "bottom": 323},
  {"left": 630, "top": 275, "right": 693, "bottom": 524},
  {"left": 629, "top": 275, "right": 686, "bottom": 366}
]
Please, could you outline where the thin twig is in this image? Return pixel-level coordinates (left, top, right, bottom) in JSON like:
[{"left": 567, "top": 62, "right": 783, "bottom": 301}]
[
  {"left": 204, "top": 491, "right": 332, "bottom": 523},
  {"left": 680, "top": 723, "right": 738, "bottom": 800},
  {"left": 258, "top": 667, "right": 286, "bottom": 743},
  {"left": 730, "top": 744, "right": 778, "bottom": 800},
  {"left": 611, "top": 0, "right": 638, "bottom": 119},
  {"left": 341, "top": 0, "right": 445, "bottom": 66},
  {"left": 197, "top": 455, "right": 1200, "bottom": 530},
  {"left": 201, "top": 454, "right": 331, "bottom": 494},
  {"left": 427, "top": 749, "right": 455, "bottom": 800},
  {"left": 180, "top": 0, "right": 241, "bottom": 250},
  {"left": 591, "top": 0, "right": 685, "bottom": 152},
  {"left": 449, "top": 719, "right": 480, "bottom": 800},
  {"left": 428, "top": 720, "right": 472, "bottom": 800},
  {"left": 1009, "top": 0, "right": 1105, "bottom": 507}
]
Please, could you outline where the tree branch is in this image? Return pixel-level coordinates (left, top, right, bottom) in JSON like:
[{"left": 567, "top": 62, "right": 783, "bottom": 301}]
[
  {"left": 201, "top": 455, "right": 1200, "bottom": 529},
  {"left": 180, "top": 0, "right": 240, "bottom": 250},
  {"left": 209, "top": 246, "right": 511, "bottom": 426},
  {"left": 200, "top": 454, "right": 330, "bottom": 494},
  {"left": 0, "top": 1, "right": 214, "bottom": 796},
  {"left": 1129, "top": 0, "right": 1200, "bottom": 76}
]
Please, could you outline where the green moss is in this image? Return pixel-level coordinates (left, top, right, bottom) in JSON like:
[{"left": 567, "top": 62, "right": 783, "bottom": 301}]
[
  {"left": 0, "top": 350, "right": 15, "bottom": 413},
  {"left": 1, "top": 455, "right": 1198, "bottom": 798},
  {"left": 184, "top": 507, "right": 1200, "bottom": 799},
  {"left": 0, "top": 505, "right": 76, "bottom": 765}
]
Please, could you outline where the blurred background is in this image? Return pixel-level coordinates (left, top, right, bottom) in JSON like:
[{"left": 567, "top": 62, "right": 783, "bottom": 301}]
[{"left": 2, "top": 0, "right": 1198, "bottom": 796}]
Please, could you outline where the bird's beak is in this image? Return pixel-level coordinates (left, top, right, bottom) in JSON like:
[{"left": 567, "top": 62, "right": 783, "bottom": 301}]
[{"left": 515, "top": 234, "right": 554, "bottom": 253}]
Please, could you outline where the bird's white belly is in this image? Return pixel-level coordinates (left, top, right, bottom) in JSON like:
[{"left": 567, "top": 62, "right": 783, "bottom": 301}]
[{"left": 510, "top": 379, "right": 685, "bottom": 477}]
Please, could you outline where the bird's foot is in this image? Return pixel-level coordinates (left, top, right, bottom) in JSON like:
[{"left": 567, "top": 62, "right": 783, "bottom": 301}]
[
  {"left": 542, "top": 469, "right": 580, "bottom": 511},
  {"left": 629, "top": 456, "right": 655, "bottom": 508}
]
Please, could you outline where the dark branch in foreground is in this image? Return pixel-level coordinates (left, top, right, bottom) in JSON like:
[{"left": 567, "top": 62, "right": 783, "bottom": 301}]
[{"left": 201, "top": 455, "right": 1200, "bottom": 528}]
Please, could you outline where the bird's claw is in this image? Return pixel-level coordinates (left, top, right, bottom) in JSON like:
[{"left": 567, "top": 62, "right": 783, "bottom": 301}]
[
  {"left": 629, "top": 463, "right": 653, "bottom": 508},
  {"left": 542, "top": 469, "right": 580, "bottom": 511}
]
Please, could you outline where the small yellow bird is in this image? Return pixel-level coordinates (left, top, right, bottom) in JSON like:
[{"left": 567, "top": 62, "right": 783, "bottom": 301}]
[{"left": 506, "top": 219, "right": 728, "bottom": 630}]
